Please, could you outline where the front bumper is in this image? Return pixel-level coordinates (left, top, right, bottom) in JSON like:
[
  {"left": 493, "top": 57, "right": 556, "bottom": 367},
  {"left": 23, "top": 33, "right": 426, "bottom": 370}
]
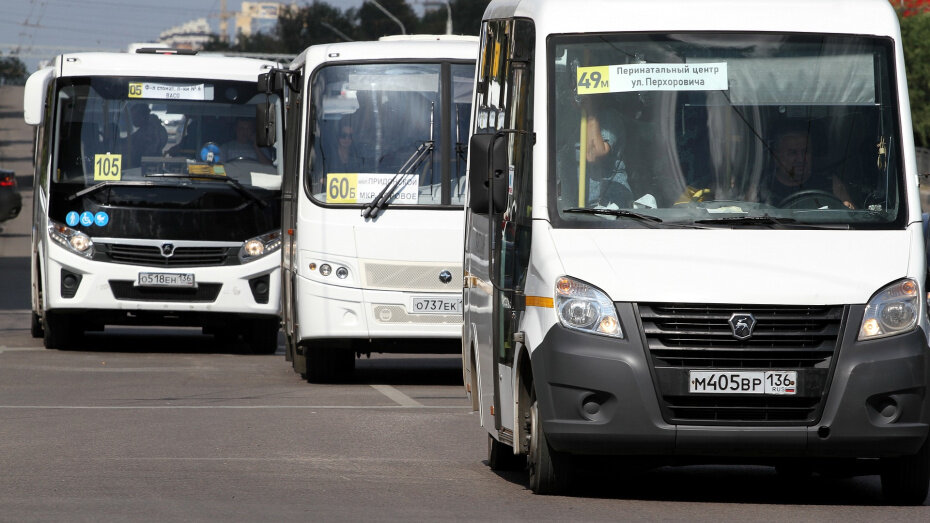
[
  {"left": 295, "top": 274, "right": 462, "bottom": 341},
  {"left": 531, "top": 304, "right": 930, "bottom": 459},
  {"left": 44, "top": 241, "right": 281, "bottom": 317}
]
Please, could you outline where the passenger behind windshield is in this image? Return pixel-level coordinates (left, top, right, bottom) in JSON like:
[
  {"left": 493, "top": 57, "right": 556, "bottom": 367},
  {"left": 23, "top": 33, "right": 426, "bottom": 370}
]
[{"left": 128, "top": 103, "right": 167, "bottom": 164}]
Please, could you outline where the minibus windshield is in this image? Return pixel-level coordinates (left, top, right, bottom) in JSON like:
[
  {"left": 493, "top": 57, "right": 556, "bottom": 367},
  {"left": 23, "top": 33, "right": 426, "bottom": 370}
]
[
  {"left": 52, "top": 77, "right": 283, "bottom": 201},
  {"left": 550, "top": 33, "right": 905, "bottom": 229},
  {"left": 307, "top": 62, "right": 473, "bottom": 207}
]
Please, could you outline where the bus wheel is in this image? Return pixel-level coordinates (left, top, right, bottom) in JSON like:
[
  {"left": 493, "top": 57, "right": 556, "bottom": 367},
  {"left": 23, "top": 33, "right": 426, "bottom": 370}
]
[
  {"left": 880, "top": 436, "right": 930, "bottom": 505},
  {"left": 488, "top": 433, "right": 524, "bottom": 471},
  {"left": 527, "top": 389, "right": 571, "bottom": 495},
  {"left": 31, "top": 311, "right": 44, "bottom": 338},
  {"left": 246, "top": 319, "right": 280, "bottom": 355},
  {"left": 43, "top": 312, "right": 81, "bottom": 350}
]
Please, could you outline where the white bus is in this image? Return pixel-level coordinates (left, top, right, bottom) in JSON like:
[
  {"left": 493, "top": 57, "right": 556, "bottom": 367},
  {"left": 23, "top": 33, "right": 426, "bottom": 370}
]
[
  {"left": 261, "top": 36, "right": 476, "bottom": 382},
  {"left": 24, "top": 49, "right": 284, "bottom": 353},
  {"left": 463, "top": 0, "right": 930, "bottom": 503}
]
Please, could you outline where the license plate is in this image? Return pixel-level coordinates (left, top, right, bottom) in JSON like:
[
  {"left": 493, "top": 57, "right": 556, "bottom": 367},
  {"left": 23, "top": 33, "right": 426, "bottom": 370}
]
[
  {"left": 409, "top": 296, "right": 462, "bottom": 314},
  {"left": 137, "top": 272, "right": 196, "bottom": 288},
  {"left": 689, "top": 370, "right": 797, "bottom": 395}
]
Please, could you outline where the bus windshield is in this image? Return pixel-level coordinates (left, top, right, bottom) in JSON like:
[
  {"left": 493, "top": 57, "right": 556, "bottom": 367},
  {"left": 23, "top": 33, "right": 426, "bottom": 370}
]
[
  {"left": 550, "top": 33, "right": 905, "bottom": 229},
  {"left": 307, "top": 62, "right": 473, "bottom": 207},
  {"left": 52, "top": 76, "right": 283, "bottom": 197}
]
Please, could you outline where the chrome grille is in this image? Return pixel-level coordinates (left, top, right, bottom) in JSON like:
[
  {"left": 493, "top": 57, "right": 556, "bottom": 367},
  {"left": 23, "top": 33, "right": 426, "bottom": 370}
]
[
  {"left": 362, "top": 262, "right": 461, "bottom": 292},
  {"left": 100, "top": 244, "right": 231, "bottom": 267},
  {"left": 638, "top": 303, "right": 845, "bottom": 425}
]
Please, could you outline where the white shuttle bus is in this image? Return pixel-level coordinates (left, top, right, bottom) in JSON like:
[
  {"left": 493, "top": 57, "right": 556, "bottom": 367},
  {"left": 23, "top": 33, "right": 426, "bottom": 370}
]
[
  {"left": 463, "top": 0, "right": 930, "bottom": 503},
  {"left": 261, "top": 37, "right": 477, "bottom": 382},
  {"left": 24, "top": 49, "right": 284, "bottom": 353}
]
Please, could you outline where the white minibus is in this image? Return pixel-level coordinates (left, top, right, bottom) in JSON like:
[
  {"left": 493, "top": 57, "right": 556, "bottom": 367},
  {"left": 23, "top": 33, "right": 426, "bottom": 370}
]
[
  {"left": 261, "top": 36, "right": 476, "bottom": 381},
  {"left": 25, "top": 49, "right": 284, "bottom": 353},
  {"left": 463, "top": 0, "right": 930, "bottom": 504}
]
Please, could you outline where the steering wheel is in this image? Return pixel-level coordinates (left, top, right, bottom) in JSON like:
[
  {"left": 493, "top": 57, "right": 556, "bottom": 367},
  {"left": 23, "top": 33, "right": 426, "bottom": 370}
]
[{"left": 778, "top": 189, "right": 847, "bottom": 209}]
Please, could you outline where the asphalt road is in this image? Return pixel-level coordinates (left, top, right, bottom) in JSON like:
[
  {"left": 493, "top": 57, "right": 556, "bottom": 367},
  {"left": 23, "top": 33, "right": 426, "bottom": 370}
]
[{"left": 1, "top": 85, "right": 928, "bottom": 521}]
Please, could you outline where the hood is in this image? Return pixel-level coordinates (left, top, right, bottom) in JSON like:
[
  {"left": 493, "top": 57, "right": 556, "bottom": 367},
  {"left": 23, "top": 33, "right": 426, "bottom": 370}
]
[{"left": 548, "top": 227, "right": 912, "bottom": 305}]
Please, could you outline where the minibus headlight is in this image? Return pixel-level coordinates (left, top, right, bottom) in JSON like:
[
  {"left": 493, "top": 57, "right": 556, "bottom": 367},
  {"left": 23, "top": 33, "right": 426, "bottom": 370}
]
[
  {"left": 48, "top": 220, "right": 94, "bottom": 258},
  {"left": 858, "top": 279, "right": 919, "bottom": 341},
  {"left": 239, "top": 230, "right": 282, "bottom": 262},
  {"left": 555, "top": 276, "right": 622, "bottom": 338}
]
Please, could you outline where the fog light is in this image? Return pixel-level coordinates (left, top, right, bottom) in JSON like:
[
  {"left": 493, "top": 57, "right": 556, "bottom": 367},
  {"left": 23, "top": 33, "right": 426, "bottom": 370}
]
[{"left": 336, "top": 266, "right": 348, "bottom": 279}]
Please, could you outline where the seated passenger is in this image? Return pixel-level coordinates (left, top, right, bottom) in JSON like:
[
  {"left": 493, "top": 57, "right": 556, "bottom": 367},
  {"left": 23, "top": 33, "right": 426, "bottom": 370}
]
[
  {"left": 326, "top": 122, "right": 364, "bottom": 173},
  {"left": 128, "top": 104, "right": 168, "bottom": 165}
]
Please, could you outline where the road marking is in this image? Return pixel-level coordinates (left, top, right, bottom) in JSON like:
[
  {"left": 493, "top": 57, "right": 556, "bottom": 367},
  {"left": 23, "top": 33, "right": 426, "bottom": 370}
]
[
  {"left": 0, "top": 405, "right": 465, "bottom": 410},
  {"left": 370, "top": 384, "right": 424, "bottom": 407},
  {"left": 0, "top": 347, "right": 41, "bottom": 353}
]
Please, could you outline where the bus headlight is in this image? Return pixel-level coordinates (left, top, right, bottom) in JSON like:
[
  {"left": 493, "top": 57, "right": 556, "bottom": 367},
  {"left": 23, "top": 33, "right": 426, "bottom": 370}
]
[
  {"left": 858, "top": 279, "right": 919, "bottom": 340},
  {"left": 239, "top": 230, "right": 282, "bottom": 263},
  {"left": 555, "top": 276, "right": 622, "bottom": 338},
  {"left": 48, "top": 220, "right": 94, "bottom": 258}
]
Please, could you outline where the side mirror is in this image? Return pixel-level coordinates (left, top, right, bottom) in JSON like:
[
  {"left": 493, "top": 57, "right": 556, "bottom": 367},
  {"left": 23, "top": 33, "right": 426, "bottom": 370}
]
[
  {"left": 258, "top": 70, "right": 288, "bottom": 94},
  {"left": 468, "top": 133, "right": 508, "bottom": 214},
  {"left": 256, "top": 102, "right": 275, "bottom": 147},
  {"left": 24, "top": 67, "right": 55, "bottom": 126}
]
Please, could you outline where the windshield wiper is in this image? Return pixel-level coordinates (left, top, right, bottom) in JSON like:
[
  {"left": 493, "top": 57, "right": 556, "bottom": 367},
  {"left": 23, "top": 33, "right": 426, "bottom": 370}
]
[
  {"left": 563, "top": 207, "right": 663, "bottom": 225},
  {"left": 361, "top": 103, "right": 435, "bottom": 219},
  {"left": 145, "top": 172, "right": 267, "bottom": 208},
  {"left": 694, "top": 215, "right": 799, "bottom": 228}
]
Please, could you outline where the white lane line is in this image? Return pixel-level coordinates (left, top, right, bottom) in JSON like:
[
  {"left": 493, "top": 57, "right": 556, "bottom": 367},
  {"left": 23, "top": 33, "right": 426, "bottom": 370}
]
[
  {"left": 370, "top": 384, "right": 424, "bottom": 407},
  {"left": 0, "top": 347, "right": 42, "bottom": 353},
  {"left": 0, "top": 405, "right": 465, "bottom": 410}
]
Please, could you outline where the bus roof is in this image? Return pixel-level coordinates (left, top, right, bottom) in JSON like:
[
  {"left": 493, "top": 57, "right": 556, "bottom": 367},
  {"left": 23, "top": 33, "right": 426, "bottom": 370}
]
[
  {"left": 289, "top": 37, "right": 478, "bottom": 71},
  {"left": 52, "top": 52, "right": 279, "bottom": 82},
  {"left": 485, "top": 0, "right": 900, "bottom": 38}
]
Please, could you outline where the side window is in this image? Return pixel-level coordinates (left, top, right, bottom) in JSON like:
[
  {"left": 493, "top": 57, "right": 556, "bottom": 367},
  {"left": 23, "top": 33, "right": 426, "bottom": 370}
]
[{"left": 39, "top": 80, "right": 55, "bottom": 190}]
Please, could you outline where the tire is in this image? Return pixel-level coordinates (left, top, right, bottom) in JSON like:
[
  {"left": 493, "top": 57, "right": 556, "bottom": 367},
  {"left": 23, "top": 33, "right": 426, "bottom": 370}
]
[
  {"left": 246, "top": 319, "right": 280, "bottom": 355},
  {"left": 42, "top": 312, "right": 81, "bottom": 350},
  {"left": 527, "top": 389, "right": 572, "bottom": 495},
  {"left": 487, "top": 433, "right": 525, "bottom": 471},
  {"left": 881, "top": 437, "right": 930, "bottom": 505},
  {"left": 305, "top": 343, "right": 355, "bottom": 383},
  {"left": 31, "top": 311, "right": 44, "bottom": 338}
]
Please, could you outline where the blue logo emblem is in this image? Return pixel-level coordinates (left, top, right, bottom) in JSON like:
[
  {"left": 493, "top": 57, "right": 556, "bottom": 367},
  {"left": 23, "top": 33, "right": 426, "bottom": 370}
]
[
  {"left": 79, "top": 211, "right": 94, "bottom": 227},
  {"left": 94, "top": 211, "right": 109, "bottom": 227},
  {"left": 65, "top": 211, "right": 79, "bottom": 227}
]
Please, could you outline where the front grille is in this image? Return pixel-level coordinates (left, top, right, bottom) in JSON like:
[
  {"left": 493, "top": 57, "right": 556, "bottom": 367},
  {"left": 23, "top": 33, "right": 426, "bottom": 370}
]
[
  {"left": 362, "top": 262, "right": 461, "bottom": 292},
  {"left": 638, "top": 303, "right": 845, "bottom": 425},
  {"left": 109, "top": 280, "right": 222, "bottom": 302},
  {"left": 99, "top": 244, "right": 232, "bottom": 267}
]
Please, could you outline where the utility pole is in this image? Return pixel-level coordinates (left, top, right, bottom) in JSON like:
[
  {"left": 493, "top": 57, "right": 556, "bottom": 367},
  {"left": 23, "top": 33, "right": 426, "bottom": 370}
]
[{"left": 367, "top": 1, "right": 406, "bottom": 35}]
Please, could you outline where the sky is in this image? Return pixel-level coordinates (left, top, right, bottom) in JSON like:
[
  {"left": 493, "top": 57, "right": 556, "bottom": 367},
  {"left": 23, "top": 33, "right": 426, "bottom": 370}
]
[{"left": 0, "top": 0, "right": 391, "bottom": 73}]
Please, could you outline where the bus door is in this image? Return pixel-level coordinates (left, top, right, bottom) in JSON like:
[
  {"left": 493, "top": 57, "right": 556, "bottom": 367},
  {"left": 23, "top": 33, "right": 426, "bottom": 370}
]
[{"left": 470, "top": 18, "right": 535, "bottom": 439}]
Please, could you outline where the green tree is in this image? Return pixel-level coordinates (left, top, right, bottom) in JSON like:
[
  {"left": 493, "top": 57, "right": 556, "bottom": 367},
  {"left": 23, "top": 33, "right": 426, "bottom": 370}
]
[
  {"left": 0, "top": 55, "right": 28, "bottom": 84},
  {"left": 899, "top": 8, "right": 930, "bottom": 147}
]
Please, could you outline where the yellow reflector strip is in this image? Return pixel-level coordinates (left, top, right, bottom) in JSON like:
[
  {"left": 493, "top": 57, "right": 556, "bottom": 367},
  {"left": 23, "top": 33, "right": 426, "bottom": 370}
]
[{"left": 526, "top": 296, "right": 554, "bottom": 308}]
